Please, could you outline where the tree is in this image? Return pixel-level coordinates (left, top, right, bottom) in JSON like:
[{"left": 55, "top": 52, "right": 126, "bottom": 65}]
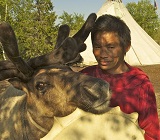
[
  {"left": 0, "top": 1, "right": 6, "bottom": 21},
  {"left": 58, "top": 11, "right": 85, "bottom": 36},
  {"left": 126, "top": 0, "right": 160, "bottom": 40},
  {"left": 153, "top": 22, "right": 160, "bottom": 44},
  {"left": 14, "top": 0, "right": 58, "bottom": 59},
  {"left": 0, "top": 0, "right": 14, "bottom": 60},
  {"left": 0, "top": 0, "right": 58, "bottom": 60},
  {"left": 1, "top": 1, "right": 85, "bottom": 60}
]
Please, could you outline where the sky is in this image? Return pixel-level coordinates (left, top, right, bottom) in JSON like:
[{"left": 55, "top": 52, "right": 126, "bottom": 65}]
[{"left": 52, "top": 0, "right": 160, "bottom": 19}]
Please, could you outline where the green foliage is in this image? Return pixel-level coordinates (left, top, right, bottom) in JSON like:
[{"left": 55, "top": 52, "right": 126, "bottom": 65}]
[
  {"left": 0, "top": 0, "right": 58, "bottom": 60},
  {"left": 126, "top": 0, "right": 160, "bottom": 42},
  {"left": 0, "top": 0, "right": 85, "bottom": 60},
  {"left": 153, "top": 22, "right": 160, "bottom": 44},
  {"left": 0, "top": 1, "right": 6, "bottom": 21},
  {"left": 58, "top": 11, "right": 85, "bottom": 36}
]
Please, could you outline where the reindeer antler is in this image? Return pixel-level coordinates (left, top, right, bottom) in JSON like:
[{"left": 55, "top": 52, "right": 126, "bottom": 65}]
[
  {"left": 0, "top": 22, "right": 34, "bottom": 78},
  {"left": 0, "top": 13, "right": 97, "bottom": 81},
  {"left": 73, "top": 13, "right": 97, "bottom": 49},
  {"left": 28, "top": 13, "right": 97, "bottom": 67}
]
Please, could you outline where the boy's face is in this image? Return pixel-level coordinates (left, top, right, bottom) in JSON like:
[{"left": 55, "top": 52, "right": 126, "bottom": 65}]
[{"left": 92, "top": 32, "right": 129, "bottom": 74}]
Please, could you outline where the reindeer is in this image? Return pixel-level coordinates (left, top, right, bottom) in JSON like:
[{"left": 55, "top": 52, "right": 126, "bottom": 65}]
[{"left": 0, "top": 13, "right": 111, "bottom": 140}]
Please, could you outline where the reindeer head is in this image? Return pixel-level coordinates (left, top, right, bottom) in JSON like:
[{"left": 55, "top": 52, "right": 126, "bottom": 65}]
[{"left": 0, "top": 13, "right": 111, "bottom": 119}]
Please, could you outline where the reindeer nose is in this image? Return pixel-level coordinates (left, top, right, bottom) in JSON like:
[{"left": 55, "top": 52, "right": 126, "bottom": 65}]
[{"left": 83, "top": 78, "right": 110, "bottom": 101}]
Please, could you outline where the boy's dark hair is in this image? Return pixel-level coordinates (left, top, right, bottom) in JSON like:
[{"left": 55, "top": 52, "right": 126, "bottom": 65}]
[{"left": 91, "top": 14, "right": 131, "bottom": 49}]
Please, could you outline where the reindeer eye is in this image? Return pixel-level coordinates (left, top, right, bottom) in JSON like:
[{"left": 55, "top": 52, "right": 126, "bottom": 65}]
[{"left": 35, "top": 82, "right": 50, "bottom": 94}]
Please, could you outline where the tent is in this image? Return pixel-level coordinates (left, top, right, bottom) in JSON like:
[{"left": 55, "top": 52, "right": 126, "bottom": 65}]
[{"left": 80, "top": 0, "right": 160, "bottom": 65}]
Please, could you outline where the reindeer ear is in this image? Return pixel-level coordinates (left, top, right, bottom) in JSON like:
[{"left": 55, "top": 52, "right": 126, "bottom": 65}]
[{"left": 8, "top": 78, "right": 24, "bottom": 90}]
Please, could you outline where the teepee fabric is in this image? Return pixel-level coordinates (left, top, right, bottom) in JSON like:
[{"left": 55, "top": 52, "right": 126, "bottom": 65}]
[{"left": 81, "top": 0, "right": 160, "bottom": 65}]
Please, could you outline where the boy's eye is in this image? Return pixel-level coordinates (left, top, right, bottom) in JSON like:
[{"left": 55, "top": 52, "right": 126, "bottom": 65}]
[
  {"left": 94, "top": 46, "right": 100, "bottom": 49},
  {"left": 107, "top": 45, "right": 115, "bottom": 49},
  {"left": 93, "top": 44, "right": 101, "bottom": 49},
  {"left": 108, "top": 46, "right": 114, "bottom": 49}
]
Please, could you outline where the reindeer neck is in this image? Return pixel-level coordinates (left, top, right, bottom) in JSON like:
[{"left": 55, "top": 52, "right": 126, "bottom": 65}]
[
  {"left": 21, "top": 97, "right": 30, "bottom": 140},
  {"left": 27, "top": 111, "right": 49, "bottom": 133},
  {"left": 25, "top": 100, "right": 54, "bottom": 139}
]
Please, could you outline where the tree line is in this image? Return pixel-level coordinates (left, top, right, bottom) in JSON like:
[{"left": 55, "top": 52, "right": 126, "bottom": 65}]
[
  {"left": 0, "top": 0, "right": 85, "bottom": 60},
  {"left": 0, "top": 0, "right": 159, "bottom": 60},
  {"left": 126, "top": 0, "right": 160, "bottom": 44}
]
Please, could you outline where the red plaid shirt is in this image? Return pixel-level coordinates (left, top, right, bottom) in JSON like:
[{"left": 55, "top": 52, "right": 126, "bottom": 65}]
[{"left": 80, "top": 63, "right": 160, "bottom": 140}]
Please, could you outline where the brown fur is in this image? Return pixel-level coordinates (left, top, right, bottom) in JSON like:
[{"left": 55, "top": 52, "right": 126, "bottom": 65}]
[{"left": 0, "top": 65, "right": 111, "bottom": 140}]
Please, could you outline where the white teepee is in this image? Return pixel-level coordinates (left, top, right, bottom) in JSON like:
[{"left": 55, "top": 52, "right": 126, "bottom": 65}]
[{"left": 81, "top": 0, "right": 160, "bottom": 65}]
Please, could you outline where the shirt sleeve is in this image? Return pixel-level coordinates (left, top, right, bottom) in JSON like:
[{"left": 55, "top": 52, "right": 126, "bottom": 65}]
[{"left": 138, "top": 80, "right": 160, "bottom": 140}]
